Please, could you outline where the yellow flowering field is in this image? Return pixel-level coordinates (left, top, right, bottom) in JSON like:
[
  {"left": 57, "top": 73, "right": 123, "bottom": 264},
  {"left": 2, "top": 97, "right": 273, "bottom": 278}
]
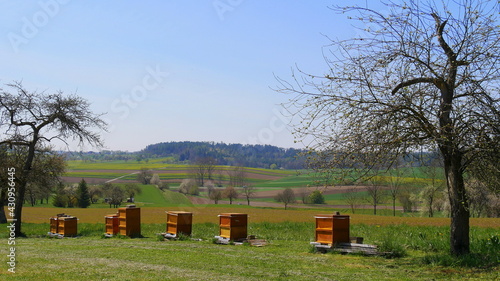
[{"left": 21, "top": 206, "right": 500, "bottom": 228}]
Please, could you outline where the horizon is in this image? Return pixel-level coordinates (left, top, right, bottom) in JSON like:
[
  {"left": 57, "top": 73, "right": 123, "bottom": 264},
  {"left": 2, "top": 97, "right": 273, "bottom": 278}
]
[{"left": 64, "top": 139, "right": 308, "bottom": 154}]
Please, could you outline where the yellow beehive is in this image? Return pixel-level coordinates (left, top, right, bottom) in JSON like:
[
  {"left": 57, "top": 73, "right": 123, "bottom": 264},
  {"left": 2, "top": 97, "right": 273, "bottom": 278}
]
[
  {"left": 166, "top": 211, "right": 193, "bottom": 236},
  {"left": 56, "top": 216, "right": 78, "bottom": 237},
  {"left": 218, "top": 213, "right": 247, "bottom": 241},
  {"left": 314, "top": 214, "right": 350, "bottom": 244},
  {"left": 105, "top": 214, "right": 119, "bottom": 235},
  {"left": 49, "top": 216, "right": 59, "bottom": 234},
  {"left": 118, "top": 205, "right": 141, "bottom": 237}
]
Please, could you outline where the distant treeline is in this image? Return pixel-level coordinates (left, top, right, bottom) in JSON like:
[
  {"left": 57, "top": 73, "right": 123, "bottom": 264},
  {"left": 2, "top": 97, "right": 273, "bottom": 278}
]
[
  {"left": 64, "top": 141, "right": 307, "bottom": 169},
  {"left": 64, "top": 141, "right": 445, "bottom": 170},
  {"left": 142, "top": 141, "right": 306, "bottom": 169}
]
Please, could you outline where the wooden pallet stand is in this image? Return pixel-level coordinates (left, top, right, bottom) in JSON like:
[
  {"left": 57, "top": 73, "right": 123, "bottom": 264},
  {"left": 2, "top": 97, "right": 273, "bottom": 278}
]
[
  {"left": 214, "top": 235, "right": 268, "bottom": 246},
  {"left": 247, "top": 237, "right": 268, "bottom": 247},
  {"left": 214, "top": 235, "right": 233, "bottom": 244},
  {"left": 310, "top": 241, "right": 378, "bottom": 255},
  {"left": 47, "top": 232, "right": 65, "bottom": 239}
]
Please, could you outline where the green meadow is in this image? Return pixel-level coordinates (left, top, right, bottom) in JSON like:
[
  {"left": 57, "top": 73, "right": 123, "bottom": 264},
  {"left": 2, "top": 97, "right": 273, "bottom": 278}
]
[
  {"left": 1, "top": 221, "right": 498, "bottom": 280},
  {"left": 8, "top": 159, "right": 496, "bottom": 280}
]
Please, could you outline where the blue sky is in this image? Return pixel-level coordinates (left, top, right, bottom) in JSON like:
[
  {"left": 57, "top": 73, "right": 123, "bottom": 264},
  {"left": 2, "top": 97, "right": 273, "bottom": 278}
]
[{"left": 0, "top": 0, "right": 378, "bottom": 152}]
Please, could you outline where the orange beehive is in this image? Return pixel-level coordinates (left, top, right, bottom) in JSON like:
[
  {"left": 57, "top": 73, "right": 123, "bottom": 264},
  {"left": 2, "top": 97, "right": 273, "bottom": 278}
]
[
  {"left": 56, "top": 216, "right": 78, "bottom": 237},
  {"left": 49, "top": 216, "right": 59, "bottom": 234},
  {"left": 218, "top": 213, "right": 247, "bottom": 241},
  {"left": 314, "top": 214, "right": 350, "bottom": 244},
  {"left": 118, "top": 205, "right": 141, "bottom": 237},
  {"left": 166, "top": 211, "right": 192, "bottom": 236},
  {"left": 105, "top": 214, "right": 119, "bottom": 235}
]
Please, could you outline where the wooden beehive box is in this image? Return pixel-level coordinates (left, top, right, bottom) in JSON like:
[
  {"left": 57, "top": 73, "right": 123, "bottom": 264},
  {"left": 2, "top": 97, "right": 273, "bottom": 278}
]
[
  {"left": 118, "top": 205, "right": 141, "bottom": 237},
  {"left": 49, "top": 216, "right": 59, "bottom": 234},
  {"left": 57, "top": 216, "right": 78, "bottom": 237},
  {"left": 314, "top": 214, "right": 350, "bottom": 244},
  {"left": 166, "top": 211, "right": 192, "bottom": 236},
  {"left": 219, "top": 213, "right": 247, "bottom": 241},
  {"left": 105, "top": 214, "right": 119, "bottom": 235}
]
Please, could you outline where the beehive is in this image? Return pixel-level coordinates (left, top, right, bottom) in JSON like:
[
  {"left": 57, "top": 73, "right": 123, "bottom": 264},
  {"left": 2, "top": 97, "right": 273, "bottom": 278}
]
[
  {"left": 166, "top": 211, "right": 192, "bottom": 236},
  {"left": 118, "top": 205, "right": 141, "bottom": 237},
  {"left": 56, "top": 216, "right": 78, "bottom": 237},
  {"left": 49, "top": 216, "right": 59, "bottom": 234},
  {"left": 218, "top": 213, "right": 247, "bottom": 241},
  {"left": 314, "top": 214, "right": 350, "bottom": 244},
  {"left": 105, "top": 214, "right": 119, "bottom": 235}
]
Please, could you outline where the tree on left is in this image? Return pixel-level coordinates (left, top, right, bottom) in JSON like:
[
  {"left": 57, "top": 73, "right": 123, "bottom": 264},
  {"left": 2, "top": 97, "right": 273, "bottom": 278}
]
[{"left": 0, "top": 81, "right": 107, "bottom": 237}]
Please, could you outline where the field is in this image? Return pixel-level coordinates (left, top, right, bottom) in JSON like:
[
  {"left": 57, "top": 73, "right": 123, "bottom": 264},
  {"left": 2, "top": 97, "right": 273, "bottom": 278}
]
[
  {"left": 3, "top": 160, "right": 499, "bottom": 280},
  {"left": 61, "top": 160, "right": 438, "bottom": 209},
  {"left": 62, "top": 159, "right": 294, "bottom": 185},
  {"left": 1, "top": 218, "right": 499, "bottom": 280}
]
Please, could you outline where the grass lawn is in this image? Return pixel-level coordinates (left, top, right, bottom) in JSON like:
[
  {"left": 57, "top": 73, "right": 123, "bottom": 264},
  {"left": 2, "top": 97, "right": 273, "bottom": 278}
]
[
  {"left": 133, "top": 186, "right": 192, "bottom": 207},
  {"left": 1, "top": 222, "right": 498, "bottom": 280}
]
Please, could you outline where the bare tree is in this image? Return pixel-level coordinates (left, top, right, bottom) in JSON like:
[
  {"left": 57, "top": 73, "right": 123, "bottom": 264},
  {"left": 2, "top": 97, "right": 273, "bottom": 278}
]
[
  {"left": 420, "top": 155, "right": 446, "bottom": 217},
  {"left": 274, "top": 188, "right": 296, "bottom": 210},
  {"left": 277, "top": 1, "right": 500, "bottom": 255},
  {"left": 387, "top": 167, "right": 405, "bottom": 216},
  {"left": 466, "top": 178, "right": 491, "bottom": 218},
  {"left": 241, "top": 185, "right": 257, "bottom": 206},
  {"left": 215, "top": 168, "right": 225, "bottom": 187},
  {"left": 365, "top": 179, "right": 386, "bottom": 215},
  {"left": 192, "top": 157, "right": 217, "bottom": 186},
  {"left": 342, "top": 187, "right": 362, "bottom": 214},
  {"left": 298, "top": 187, "right": 310, "bottom": 204},
  {"left": 223, "top": 186, "right": 238, "bottom": 204},
  {"left": 227, "top": 165, "right": 247, "bottom": 187},
  {"left": 0, "top": 82, "right": 106, "bottom": 236},
  {"left": 208, "top": 186, "right": 223, "bottom": 204}
]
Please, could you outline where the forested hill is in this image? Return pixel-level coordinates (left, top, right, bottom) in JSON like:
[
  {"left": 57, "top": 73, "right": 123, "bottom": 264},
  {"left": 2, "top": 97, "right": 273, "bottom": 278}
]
[{"left": 142, "top": 141, "right": 306, "bottom": 169}]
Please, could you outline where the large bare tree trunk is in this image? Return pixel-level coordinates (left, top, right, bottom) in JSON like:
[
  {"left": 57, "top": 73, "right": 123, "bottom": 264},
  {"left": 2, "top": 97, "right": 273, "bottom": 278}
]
[
  {"left": 443, "top": 150, "right": 470, "bottom": 255},
  {"left": 0, "top": 190, "right": 7, "bottom": 224},
  {"left": 14, "top": 143, "right": 36, "bottom": 237},
  {"left": 13, "top": 183, "right": 26, "bottom": 237}
]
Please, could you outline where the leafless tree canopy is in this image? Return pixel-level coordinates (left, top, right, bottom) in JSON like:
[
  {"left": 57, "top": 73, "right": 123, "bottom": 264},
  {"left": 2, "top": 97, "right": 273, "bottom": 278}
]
[
  {"left": 0, "top": 81, "right": 107, "bottom": 236},
  {"left": 277, "top": 1, "right": 499, "bottom": 256},
  {"left": 274, "top": 188, "right": 296, "bottom": 210},
  {"left": 0, "top": 81, "right": 106, "bottom": 149}
]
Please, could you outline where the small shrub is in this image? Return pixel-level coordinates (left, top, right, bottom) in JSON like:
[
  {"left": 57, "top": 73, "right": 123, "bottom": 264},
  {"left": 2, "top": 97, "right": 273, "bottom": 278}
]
[
  {"left": 159, "top": 182, "right": 170, "bottom": 191},
  {"left": 308, "top": 190, "right": 325, "bottom": 204},
  {"left": 176, "top": 233, "right": 191, "bottom": 241},
  {"left": 378, "top": 234, "right": 407, "bottom": 258},
  {"left": 308, "top": 244, "right": 320, "bottom": 253}
]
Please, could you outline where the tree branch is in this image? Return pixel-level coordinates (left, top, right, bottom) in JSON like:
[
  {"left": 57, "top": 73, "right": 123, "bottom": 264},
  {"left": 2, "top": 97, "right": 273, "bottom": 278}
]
[{"left": 391, "top": 77, "right": 439, "bottom": 95}]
